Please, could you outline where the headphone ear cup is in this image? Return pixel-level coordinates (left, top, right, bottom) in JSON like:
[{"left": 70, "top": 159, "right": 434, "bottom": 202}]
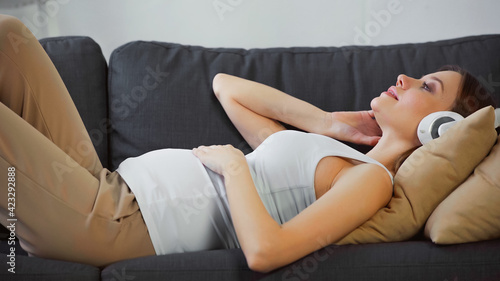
[{"left": 417, "top": 111, "right": 464, "bottom": 145}]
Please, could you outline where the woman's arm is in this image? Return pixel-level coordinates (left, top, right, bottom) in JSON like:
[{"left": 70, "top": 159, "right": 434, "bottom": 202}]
[
  {"left": 213, "top": 73, "right": 382, "bottom": 149},
  {"left": 192, "top": 144, "right": 281, "bottom": 268},
  {"left": 213, "top": 73, "right": 330, "bottom": 149},
  {"left": 193, "top": 145, "right": 392, "bottom": 273}
]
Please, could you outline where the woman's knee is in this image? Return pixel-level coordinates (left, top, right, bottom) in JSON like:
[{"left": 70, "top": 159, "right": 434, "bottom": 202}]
[{"left": 0, "top": 15, "right": 35, "bottom": 51}]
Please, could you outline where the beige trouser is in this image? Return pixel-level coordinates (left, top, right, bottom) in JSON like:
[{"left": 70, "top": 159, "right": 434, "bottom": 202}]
[{"left": 0, "top": 15, "right": 155, "bottom": 267}]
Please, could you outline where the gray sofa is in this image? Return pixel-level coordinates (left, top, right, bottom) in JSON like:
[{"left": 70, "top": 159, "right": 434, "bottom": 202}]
[{"left": 1, "top": 34, "right": 500, "bottom": 280}]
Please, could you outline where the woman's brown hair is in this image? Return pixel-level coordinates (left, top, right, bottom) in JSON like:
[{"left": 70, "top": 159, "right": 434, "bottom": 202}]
[
  {"left": 439, "top": 65, "right": 497, "bottom": 117},
  {"left": 394, "top": 65, "right": 498, "bottom": 171}
]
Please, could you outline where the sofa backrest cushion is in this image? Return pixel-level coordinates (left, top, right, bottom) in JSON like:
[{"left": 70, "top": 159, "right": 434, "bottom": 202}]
[
  {"left": 107, "top": 35, "right": 500, "bottom": 171},
  {"left": 40, "top": 36, "right": 109, "bottom": 169}
]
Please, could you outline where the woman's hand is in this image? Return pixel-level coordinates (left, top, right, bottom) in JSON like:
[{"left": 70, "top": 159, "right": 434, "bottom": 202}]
[
  {"left": 192, "top": 145, "right": 247, "bottom": 178},
  {"left": 324, "top": 110, "right": 382, "bottom": 146}
]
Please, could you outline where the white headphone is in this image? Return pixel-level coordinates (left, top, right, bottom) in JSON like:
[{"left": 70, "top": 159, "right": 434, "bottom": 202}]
[{"left": 417, "top": 108, "right": 500, "bottom": 145}]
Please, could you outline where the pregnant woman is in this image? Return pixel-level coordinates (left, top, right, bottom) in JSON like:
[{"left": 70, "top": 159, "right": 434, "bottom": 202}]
[{"left": 0, "top": 14, "right": 495, "bottom": 273}]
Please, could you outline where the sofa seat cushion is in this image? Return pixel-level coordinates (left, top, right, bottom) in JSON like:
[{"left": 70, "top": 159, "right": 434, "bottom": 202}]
[
  {"left": 0, "top": 252, "right": 100, "bottom": 281},
  {"left": 100, "top": 240, "right": 500, "bottom": 281}
]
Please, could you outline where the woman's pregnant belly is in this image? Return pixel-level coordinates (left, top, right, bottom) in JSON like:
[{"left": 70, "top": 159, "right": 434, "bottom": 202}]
[{"left": 116, "top": 149, "right": 239, "bottom": 254}]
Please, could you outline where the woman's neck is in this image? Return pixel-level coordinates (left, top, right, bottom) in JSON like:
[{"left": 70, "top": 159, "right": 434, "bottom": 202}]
[{"left": 365, "top": 132, "right": 417, "bottom": 176}]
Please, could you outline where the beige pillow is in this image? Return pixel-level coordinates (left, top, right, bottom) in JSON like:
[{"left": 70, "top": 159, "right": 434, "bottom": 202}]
[
  {"left": 335, "top": 106, "right": 497, "bottom": 245},
  {"left": 425, "top": 134, "right": 500, "bottom": 244}
]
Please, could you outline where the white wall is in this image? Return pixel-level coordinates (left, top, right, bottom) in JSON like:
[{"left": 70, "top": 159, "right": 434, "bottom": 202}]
[{"left": 1, "top": 0, "right": 499, "bottom": 61}]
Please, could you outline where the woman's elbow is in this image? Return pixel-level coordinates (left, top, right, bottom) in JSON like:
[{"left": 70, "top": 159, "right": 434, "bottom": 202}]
[
  {"left": 246, "top": 252, "right": 275, "bottom": 273},
  {"left": 244, "top": 243, "right": 281, "bottom": 273},
  {"left": 212, "top": 73, "right": 230, "bottom": 99}
]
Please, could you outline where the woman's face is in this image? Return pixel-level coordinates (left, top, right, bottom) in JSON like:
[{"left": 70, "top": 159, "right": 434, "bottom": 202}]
[{"left": 371, "top": 70, "right": 462, "bottom": 145}]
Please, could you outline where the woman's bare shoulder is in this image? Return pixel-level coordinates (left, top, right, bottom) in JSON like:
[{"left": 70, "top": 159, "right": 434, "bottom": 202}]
[{"left": 339, "top": 163, "right": 393, "bottom": 200}]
